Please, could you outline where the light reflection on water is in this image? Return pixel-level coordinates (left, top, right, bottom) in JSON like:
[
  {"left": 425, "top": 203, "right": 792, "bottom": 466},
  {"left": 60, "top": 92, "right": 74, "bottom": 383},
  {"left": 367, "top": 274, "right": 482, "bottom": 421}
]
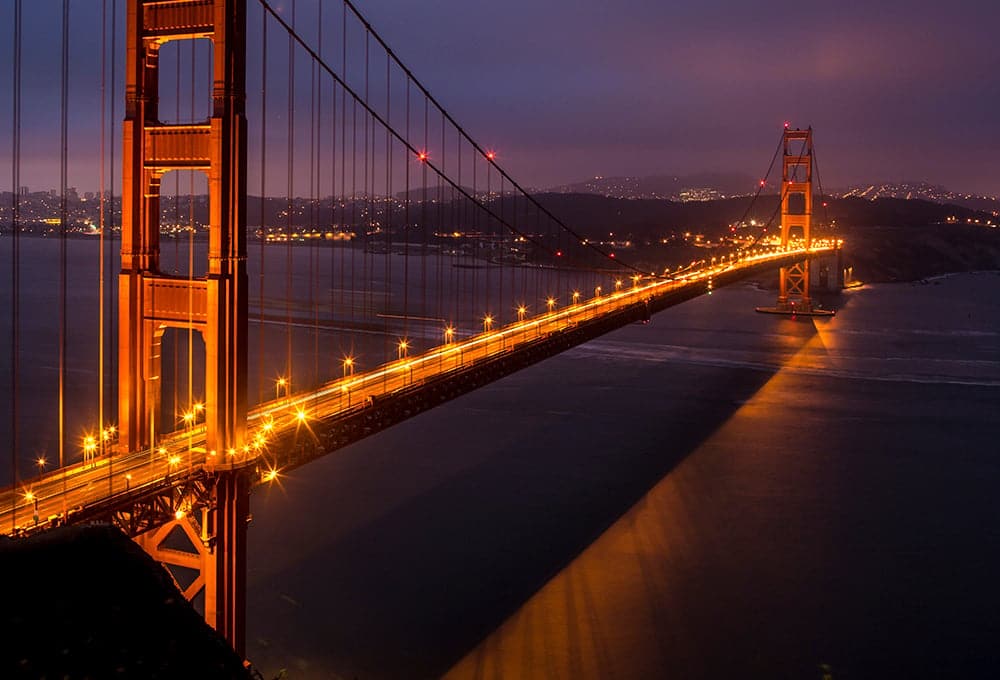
[
  {"left": 443, "top": 275, "right": 1000, "bottom": 679},
  {"left": 246, "top": 274, "right": 1000, "bottom": 679}
]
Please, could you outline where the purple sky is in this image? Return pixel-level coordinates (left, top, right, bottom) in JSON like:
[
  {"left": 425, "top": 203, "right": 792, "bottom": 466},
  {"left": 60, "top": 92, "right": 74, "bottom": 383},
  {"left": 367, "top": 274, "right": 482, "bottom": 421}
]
[
  {"left": 359, "top": 0, "right": 1000, "bottom": 194},
  {"left": 2, "top": 0, "right": 998, "bottom": 195}
]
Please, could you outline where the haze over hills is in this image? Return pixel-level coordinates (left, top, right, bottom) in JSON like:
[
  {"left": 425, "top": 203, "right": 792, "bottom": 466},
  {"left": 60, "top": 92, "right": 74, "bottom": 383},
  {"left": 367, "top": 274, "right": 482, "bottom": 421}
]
[
  {"left": 836, "top": 181, "right": 1000, "bottom": 214},
  {"left": 2, "top": 185, "right": 998, "bottom": 284},
  {"left": 544, "top": 174, "right": 1000, "bottom": 215},
  {"left": 397, "top": 172, "right": 766, "bottom": 203},
  {"left": 3, "top": 186, "right": 996, "bottom": 240},
  {"left": 545, "top": 173, "right": 763, "bottom": 201}
]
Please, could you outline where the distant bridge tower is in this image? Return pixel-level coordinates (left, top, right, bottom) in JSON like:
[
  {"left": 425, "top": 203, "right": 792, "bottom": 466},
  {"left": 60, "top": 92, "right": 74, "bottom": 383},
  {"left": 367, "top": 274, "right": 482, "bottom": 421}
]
[
  {"left": 119, "top": 0, "right": 249, "bottom": 653},
  {"left": 756, "top": 126, "right": 834, "bottom": 317},
  {"left": 776, "top": 127, "right": 814, "bottom": 312}
]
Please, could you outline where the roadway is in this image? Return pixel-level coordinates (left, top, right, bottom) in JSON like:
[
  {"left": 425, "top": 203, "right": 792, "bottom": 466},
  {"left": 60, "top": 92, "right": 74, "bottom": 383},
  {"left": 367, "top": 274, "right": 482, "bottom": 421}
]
[{"left": 0, "top": 242, "right": 837, "bottom": 536}]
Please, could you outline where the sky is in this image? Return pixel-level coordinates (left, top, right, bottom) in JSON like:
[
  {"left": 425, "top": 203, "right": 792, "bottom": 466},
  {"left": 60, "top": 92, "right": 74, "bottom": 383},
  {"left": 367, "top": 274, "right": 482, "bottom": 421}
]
[{"left": 1, "top": 0, "right": 998, "bottom": 196}]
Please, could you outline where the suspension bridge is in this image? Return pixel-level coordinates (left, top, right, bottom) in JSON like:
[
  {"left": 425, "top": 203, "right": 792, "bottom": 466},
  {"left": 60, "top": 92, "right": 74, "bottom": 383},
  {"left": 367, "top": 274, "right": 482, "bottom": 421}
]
[{"left": 1, "top": 0, "right": 838, "bottom": 656}]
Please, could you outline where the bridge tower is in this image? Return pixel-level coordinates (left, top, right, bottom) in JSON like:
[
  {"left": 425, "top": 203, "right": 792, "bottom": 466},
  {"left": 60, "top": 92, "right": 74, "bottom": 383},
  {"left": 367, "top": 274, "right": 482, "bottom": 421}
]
[
  {"left": 119, "top": 0, "right": 247, "bottom": 456},
  {"left": 119, "top": 0, "right": 249, "bottom": 653},
  {"left": 776, "top": 127, "right": 814, "bottom": 312}
]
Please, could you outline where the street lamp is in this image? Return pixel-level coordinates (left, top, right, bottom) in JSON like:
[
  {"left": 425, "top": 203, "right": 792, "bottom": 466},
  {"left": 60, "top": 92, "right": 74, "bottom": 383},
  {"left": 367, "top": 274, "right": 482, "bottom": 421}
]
[
  {"left": 572, "top": 290, "right": 580, "bottom": 304},
  {"left": 35, "top": 456, "right": 46, "bottom": 480},
  {"left": 275, "top": 376, "right": 289, "bottom": 400},
  {"left": 397, "top": 339, "right": 409, "bottom": 360},
  {"left": 594, "top": 285, "right": 602, "bottom": 298},
  {"left": 546, "top": 297, "right": 556, "bottom": 313},
  {"left": 615, "top": 279, "right": 623, "bottom": 291},
  {"left": 102, "top": 424, "right": 117, "bottom": 442},
  {"left": 483, "top": 315, "right": 495, "bottom": 354},
  {"left": 24, "top": 491, "right": 38, "bottom": 524},
  {"left": 343, "top": 356, "right": 354, "bottom": 377},
  {"left": 82, "top": 436, "right": 97, "bottom": 464},
  {"left": 517, "top": 305, "right": 527, "bottom": 322},
  {"left": 444, "top": 325, "right": 455, "bottom": 344},
  {"left": 632, "top": 274, "right": 641, "bottom": 288}
]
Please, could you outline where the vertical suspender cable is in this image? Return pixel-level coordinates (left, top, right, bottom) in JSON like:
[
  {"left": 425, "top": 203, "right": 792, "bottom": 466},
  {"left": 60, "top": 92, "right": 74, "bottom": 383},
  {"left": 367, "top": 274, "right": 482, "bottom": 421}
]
[
  {"left": 812, "top": 143, "right": 831, "bottom": 227},
  {"left": 10, "top": 0, "right": 22, "bottom": 528},
  {"left": 258, "top": 11, "right": 267, "bottom": 403},
  {"left": 330, "top": 46, "right": 340, "bottom": 348},
  {"left": 108, "top": 0, "right": 117, "bottom": 424},
  {"left": 100, "top": 0, "right": 108, "bottom": 491},
  {"left": 313, "top": 3, "right": 336, "bottom": 380},
  {"left": 458, "top": 148, "right": 463, "bottom": 332},
  {"left": 403, "top": 77, "right": 410, "bottom": 340},
  {"left": 59, "top": 0, "right": 69, "bottom": 478},
  {"left": 286, "top": 0, "right": 295, "bottom": 388},
  {"left": 344, "top": 3, "right": 354, "bottom": 325},
  {"left": 421, "top": 95, "right": 428, "bottom": 328},
  {"left": 172, "top": 29, "right": 182, "bottom": 419},
  {"left": 380, "top": 42, "right": 388, "bottom": 366},
  {"left": 309, "top": 44, "right": 318, "bottom": 386},
  {"left": 470, "top": 140, "right": 476, "bottom": 320},
  {"left": 187, "top": 40, "right": 197, "bottom": 468},
  {"left": 437, "top": 110, "right": 444, "bottom": 329},
  {"left": 486, "top": 153, "right": 493, "bottom": 323}
]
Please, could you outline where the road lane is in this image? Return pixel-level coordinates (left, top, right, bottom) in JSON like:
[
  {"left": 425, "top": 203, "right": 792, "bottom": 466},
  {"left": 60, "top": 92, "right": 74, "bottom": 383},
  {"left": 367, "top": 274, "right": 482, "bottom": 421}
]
[{"left": 1, "top": 244, "right": 836, "bottom": 535}]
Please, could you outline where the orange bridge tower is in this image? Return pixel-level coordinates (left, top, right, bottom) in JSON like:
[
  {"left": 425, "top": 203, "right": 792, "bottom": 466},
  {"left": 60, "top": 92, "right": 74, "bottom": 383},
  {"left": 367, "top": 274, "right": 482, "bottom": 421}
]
[
  {"left": 777, "top": 127, "right": 813, "bottom": 312},
  {"left": 119, "top": 0, "right": 250, "bottom": 653},
  {"left": 757, "top": 126, "right": 834, "bottom": 316}
]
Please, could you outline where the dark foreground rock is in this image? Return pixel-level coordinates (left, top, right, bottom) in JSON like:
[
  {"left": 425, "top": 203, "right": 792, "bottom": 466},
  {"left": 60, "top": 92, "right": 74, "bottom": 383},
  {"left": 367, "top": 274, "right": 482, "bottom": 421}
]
[{"left": 0, "top": 524, "right": 252, "bottom": 679}]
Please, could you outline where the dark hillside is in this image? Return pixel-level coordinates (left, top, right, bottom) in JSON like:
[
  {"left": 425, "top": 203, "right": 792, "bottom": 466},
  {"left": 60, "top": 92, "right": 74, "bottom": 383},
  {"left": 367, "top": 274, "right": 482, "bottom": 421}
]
[{"left": 0, "top": 525, "right": 252, "bottom": 679}]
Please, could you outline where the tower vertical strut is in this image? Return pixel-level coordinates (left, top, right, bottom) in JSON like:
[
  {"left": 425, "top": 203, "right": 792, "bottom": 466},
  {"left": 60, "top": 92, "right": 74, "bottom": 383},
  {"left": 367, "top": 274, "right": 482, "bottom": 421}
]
[{"left": 120, "top": 0, "right": 250, "bottom": 653}]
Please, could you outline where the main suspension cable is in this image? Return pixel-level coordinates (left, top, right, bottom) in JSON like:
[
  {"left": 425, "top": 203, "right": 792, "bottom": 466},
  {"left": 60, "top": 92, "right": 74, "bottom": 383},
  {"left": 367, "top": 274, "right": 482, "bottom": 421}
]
[
  {"left": 336, "top": 0, "right": 640, "bottom": 274},
  {"left": 256, "top": 0, "right": 628, "bottom": 276}
]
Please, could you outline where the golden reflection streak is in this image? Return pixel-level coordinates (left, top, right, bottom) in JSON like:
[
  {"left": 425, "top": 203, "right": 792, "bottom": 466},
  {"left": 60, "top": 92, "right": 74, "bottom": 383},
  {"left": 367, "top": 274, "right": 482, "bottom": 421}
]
[{"left": 443, "top": 312, "right": 840, "bottom": 679}]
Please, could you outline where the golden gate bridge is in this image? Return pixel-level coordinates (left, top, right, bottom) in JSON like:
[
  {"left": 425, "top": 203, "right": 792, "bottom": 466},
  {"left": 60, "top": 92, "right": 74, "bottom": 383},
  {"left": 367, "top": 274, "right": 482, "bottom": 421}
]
[{"left": 1, "top": 0, "right": 837, "bottom": 655}]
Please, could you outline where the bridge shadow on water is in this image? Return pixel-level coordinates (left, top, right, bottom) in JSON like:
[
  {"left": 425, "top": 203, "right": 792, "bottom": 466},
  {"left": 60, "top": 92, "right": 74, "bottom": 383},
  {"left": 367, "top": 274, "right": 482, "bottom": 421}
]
[{"left": 246, "top": 307, "right": 823, "bottom": 679}]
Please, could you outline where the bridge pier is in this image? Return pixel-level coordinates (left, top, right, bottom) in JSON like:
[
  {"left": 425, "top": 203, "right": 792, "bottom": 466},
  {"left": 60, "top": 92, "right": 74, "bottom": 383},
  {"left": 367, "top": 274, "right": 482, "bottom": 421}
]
[{"left": 134, "top": 470, "right": 250, "bottom": 655}]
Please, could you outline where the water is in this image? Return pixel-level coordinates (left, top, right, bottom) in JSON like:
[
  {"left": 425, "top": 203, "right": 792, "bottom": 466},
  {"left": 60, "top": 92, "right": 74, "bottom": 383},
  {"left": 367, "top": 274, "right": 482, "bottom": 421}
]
[
  {"left": 4, "top": 236, "right": 999, "bottom": 678},
  {"left": 244, "top": 272, "right": 1000, "bottom": 679}
]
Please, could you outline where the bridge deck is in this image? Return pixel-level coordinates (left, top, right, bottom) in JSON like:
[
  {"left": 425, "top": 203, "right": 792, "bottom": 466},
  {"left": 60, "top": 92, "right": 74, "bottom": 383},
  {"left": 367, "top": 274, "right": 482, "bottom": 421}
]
[{"left": 1, "top": 245, "right": 836, "bottom": 537}]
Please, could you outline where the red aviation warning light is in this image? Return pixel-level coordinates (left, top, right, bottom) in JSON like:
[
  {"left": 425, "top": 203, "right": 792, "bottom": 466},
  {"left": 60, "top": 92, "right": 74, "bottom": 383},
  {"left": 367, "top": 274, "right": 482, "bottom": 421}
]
[
  {"left": 417, "top": 151, "right": 428, "bottom": 162},
  {"left": 485, "top": 150, "right": 496, "bottom": 161},
  {"left": 784, "top": 121, "right": 790, "bottom": 129}
]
